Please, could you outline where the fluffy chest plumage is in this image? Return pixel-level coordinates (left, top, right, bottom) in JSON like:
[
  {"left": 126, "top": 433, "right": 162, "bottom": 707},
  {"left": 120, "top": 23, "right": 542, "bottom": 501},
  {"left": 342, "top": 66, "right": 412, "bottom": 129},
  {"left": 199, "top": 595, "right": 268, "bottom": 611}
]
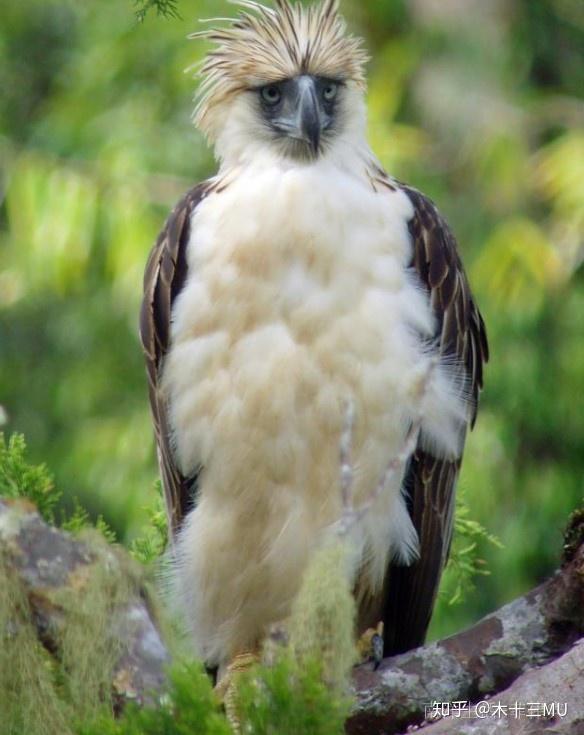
[
  {"left": 163, "top": 161, "right": 468, "bottom": 664},
  {"left": 166, "top": 160, "right": 444, "bottom": 549},
  {"left": 164, "top": 162, "right": 436, "bottom": 500}
]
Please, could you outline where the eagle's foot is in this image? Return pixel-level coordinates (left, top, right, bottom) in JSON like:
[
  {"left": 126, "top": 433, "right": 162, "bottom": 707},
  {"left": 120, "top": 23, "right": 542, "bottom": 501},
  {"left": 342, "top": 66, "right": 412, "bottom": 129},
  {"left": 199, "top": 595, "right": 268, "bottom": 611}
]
[
  {"left": 214, "top": 651, "right": 259, "bottom": 732},
  {"left": 356, "top": 621, "right": 384, "bottom": 669}
]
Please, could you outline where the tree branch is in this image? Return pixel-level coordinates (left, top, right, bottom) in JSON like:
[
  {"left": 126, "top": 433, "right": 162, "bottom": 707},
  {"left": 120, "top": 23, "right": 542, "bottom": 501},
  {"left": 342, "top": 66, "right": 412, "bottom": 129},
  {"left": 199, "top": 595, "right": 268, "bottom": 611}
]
[
  {"left": 406, "top": 640, "right": 584, "bottom": 734},
  {"left": 348, "top": 529, "right": 584, "bottom": 734}
]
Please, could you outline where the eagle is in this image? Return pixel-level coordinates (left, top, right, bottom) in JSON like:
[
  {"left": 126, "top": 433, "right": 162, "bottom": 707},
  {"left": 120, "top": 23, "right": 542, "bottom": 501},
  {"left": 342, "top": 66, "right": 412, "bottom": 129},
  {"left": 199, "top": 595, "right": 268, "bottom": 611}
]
[{"left": 140, "top": 0, "right": 487, "bottom": 680}]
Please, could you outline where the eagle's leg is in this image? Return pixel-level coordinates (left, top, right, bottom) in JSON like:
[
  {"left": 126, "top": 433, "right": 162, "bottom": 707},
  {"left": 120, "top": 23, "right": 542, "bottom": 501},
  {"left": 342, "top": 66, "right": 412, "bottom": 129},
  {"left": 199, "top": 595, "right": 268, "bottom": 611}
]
[
  {"left": 356, "top": 621, "right": 384, "bottom": 669},
  {"left": 214, "top": 650, "right": 260, "bottom": 731}
]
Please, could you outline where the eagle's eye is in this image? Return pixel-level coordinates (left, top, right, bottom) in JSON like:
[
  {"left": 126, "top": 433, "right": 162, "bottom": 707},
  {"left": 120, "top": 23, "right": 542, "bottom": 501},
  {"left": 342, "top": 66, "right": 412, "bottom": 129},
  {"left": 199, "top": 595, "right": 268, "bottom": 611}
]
[
  {"left": 323, "top": 82, "right": 338, "bottom": 102},
  {"left": 261, "top": 85, "right": 282, "bottom": 106}
]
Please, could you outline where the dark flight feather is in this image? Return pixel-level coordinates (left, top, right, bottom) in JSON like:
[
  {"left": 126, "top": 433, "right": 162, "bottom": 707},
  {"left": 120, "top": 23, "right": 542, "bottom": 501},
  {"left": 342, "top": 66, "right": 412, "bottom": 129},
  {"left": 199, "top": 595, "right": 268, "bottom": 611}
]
[
  {"left": 366, "top": 183, "right": 488, "bottom": 656},
  {"left": 140, "top": 182, "right": 213, "bottom": 536}
]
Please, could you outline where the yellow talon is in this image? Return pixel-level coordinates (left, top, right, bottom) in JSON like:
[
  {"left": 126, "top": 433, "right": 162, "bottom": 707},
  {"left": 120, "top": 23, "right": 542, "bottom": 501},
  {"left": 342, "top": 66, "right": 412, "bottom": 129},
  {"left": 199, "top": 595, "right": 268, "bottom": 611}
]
[
  {"left": 356, "top": 621, "right": 384, "bottom": 667},
  {"left": 214, "top": 651, "right": 260, "bottom": 732}
]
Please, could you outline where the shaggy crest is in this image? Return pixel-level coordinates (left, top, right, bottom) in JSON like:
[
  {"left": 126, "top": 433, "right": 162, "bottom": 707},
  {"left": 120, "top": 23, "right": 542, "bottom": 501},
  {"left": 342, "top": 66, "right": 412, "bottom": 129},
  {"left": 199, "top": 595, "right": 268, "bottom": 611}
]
[{"left": 190, "top": 0, "right": 369, "bottom": 139}]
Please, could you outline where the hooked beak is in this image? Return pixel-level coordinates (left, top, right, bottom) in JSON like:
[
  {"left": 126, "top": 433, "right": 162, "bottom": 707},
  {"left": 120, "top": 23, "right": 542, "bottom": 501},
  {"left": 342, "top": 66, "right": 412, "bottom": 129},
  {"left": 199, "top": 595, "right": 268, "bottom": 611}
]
[
  {"left": 296, "top": 76, "right": 322, "bottom": 154},
  {"left": 267, "top": 75, "right": 332, "bottom": 157}
]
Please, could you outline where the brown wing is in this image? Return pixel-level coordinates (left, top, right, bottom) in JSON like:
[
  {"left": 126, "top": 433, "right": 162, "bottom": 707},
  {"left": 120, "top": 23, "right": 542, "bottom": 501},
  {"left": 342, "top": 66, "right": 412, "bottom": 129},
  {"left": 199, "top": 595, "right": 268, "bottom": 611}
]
[
  {"left": 360, "top": 183, "right": 489, "bottom": 656},
  {"left": 140, "top": 182, "right": 213, "bottom": 537}
]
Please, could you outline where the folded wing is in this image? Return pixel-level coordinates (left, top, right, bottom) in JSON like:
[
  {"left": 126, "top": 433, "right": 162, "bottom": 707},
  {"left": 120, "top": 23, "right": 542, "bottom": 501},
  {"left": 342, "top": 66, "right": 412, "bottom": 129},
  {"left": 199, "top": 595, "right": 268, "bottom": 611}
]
[{"left": 140, "top": 183, "right": 213, "bottom": 536}]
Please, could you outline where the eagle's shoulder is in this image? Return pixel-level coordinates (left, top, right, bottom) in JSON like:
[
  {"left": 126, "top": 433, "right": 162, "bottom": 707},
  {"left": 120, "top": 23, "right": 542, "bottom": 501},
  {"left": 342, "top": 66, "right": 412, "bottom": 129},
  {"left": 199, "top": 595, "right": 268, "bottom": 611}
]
[{"left": 140, "top": 179, "right": 214, "bottom": 535}]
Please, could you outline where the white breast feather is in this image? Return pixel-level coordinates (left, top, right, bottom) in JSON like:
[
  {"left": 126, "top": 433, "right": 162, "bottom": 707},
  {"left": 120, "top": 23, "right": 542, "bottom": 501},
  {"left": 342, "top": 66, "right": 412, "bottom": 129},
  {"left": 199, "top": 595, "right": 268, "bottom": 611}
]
[{"left": 162, "top": 157, "right": 468, "bottom": 666}]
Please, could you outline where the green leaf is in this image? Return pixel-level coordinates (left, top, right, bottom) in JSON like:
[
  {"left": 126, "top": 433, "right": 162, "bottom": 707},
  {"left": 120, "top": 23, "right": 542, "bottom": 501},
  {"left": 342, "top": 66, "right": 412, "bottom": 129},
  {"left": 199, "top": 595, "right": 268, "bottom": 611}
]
[
  {"left": 0, "top": 433, "right": 59, "bottom": 523},
  {"left": 133, "top": 0, "right": 180, "bottom": 22},
  {"left": 129, "top": 481, "right": 168, "bottom": 564}
]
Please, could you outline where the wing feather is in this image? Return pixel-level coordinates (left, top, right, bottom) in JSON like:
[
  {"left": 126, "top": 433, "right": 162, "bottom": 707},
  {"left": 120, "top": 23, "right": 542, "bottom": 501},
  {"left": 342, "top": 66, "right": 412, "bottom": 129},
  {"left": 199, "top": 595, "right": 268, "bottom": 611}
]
[
  {"left": 140, "top": 182, "right": 212, "bottom": 536},
  {"left": 360, "top": 183, "right": 488, "bottom": 656}
]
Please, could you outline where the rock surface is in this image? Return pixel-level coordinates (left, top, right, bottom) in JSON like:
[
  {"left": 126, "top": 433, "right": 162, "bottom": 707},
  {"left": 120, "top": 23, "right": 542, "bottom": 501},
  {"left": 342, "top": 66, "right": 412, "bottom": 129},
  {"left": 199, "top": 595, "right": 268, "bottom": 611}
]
[{"left": 0, "top": 497, "right": 170, "bottom": 708}]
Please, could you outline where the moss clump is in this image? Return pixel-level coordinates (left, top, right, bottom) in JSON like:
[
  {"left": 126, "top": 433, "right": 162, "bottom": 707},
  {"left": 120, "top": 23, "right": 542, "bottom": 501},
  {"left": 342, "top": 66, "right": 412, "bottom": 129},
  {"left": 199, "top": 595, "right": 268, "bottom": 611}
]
[
  {"left": 287, "top": 540, "right": 357, "bottom": 692},
  {"left": 56, "top": 532, "right": 144, "bottom": 724},
  {"left": 0, "top": 555, "right": 70, "bottom": 735},
  {"left": 0, "top": 532, "right": 144, "bottom": 735}
]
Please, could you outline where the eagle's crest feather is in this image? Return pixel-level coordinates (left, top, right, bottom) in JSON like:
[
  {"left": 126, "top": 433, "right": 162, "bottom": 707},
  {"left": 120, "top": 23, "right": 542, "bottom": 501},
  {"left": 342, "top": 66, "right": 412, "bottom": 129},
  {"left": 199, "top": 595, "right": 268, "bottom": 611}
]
[{"left": 191, "top": 0, "right": 368, "bottom": 139}]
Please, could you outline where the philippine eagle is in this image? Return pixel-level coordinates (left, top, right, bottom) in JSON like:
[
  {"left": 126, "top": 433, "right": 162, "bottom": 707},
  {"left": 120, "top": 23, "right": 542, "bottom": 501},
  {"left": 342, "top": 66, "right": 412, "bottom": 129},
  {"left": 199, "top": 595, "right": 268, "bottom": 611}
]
[{"left": 140, "top": 0, "right": 488, "bottom": 678}]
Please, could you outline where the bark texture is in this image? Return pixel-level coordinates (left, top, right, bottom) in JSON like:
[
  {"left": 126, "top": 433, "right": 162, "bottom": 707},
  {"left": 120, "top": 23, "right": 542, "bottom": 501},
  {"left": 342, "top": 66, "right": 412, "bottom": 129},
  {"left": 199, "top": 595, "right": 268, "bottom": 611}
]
[
  {"left": 348, "top": 516, "right": 584, "bottom": 734},
  {"left": 410, "top": 640, "right": 584, "bottom": 734}
]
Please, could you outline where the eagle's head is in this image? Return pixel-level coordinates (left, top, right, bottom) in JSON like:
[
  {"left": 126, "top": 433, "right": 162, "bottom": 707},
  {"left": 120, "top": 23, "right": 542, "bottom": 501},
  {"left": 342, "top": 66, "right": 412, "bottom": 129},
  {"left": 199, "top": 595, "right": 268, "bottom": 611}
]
[{"left": 192, "top": 0, "right": 369, "bottom": 165}]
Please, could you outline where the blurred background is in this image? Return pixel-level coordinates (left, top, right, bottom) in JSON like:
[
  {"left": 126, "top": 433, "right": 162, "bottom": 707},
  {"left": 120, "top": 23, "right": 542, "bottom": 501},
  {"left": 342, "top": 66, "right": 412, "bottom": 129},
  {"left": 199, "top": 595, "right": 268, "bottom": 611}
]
[{"left": 1, "top": 0, "right": 583, "bottom": 639}]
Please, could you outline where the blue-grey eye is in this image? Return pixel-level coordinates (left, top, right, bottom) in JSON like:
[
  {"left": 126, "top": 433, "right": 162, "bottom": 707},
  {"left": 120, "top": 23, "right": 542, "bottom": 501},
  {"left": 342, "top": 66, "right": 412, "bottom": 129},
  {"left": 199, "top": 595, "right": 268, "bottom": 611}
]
[
  {"left": 323, "top": 82, "right": 338, "bottom": 102},
  {"left": 261, "top": 85, "right": 282, "bottom": 105}
]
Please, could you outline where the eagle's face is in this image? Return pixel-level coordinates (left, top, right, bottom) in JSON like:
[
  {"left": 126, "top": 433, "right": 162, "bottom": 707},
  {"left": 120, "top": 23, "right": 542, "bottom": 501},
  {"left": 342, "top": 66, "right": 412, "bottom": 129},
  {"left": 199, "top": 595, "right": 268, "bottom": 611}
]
[
  {"left": 254, "top": 74, "right": 344, "bottom": 159},
  {"left": 212, "top": 76, "right": 364, "bottom": 165},
  {"left": 193, "top": 1, "right": 369, "bottom": 167}
]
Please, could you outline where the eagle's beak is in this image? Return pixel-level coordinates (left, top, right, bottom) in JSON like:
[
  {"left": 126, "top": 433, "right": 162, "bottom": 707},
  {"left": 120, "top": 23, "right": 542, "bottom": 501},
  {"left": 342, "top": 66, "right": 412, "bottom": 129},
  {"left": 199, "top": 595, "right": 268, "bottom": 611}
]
[
  {"left": 268, "top": 75, "right": 331, "bottom": 156},
  {"left": 296, "top": 76, "right": 322, "bottom": 154}
]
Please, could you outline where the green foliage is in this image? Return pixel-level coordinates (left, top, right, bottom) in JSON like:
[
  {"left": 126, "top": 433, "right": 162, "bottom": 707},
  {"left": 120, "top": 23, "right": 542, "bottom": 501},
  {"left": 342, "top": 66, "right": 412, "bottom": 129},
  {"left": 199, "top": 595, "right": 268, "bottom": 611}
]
[
  {"left": 0, "top": 432, "right": 116, "bottom": 541},
  {"left": 134, "top": 0, "right": 180, "bottom": 23},
  {"left": 0, "top": 433, "right": 57, "bottom": 522},
  {"left": 129, "top": 481, "right": 169, "bottom": 564},
  {"left": 61, "top": 499, "right": 117, "bottom": 544},
  {"left": 237, "top": 655, "right": 350, "bottom": 735},
  {"left": 79, "top": 661, "right": 230, "bottom": 735},
  {"left": 441, "top": 489, "right": 503, "bottom": 606},
  {"left": 79, "top": 654, "right": 350, "bottom": 735}
]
